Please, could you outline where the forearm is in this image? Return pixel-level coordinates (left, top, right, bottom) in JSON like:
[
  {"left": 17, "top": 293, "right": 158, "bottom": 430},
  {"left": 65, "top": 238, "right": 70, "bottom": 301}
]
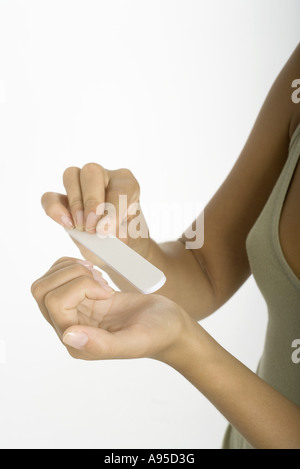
[
  {"left": 167, "top": 317, "right": 300, "bottom": 449},
  {"left": 103, "top": 237, "right": 219, "bottom": 321}
]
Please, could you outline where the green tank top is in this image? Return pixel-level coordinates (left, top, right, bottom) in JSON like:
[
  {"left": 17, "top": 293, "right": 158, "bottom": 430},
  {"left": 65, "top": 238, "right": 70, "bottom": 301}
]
[{"left": 222, "top": 123, "right": 300, "bottom": 449}]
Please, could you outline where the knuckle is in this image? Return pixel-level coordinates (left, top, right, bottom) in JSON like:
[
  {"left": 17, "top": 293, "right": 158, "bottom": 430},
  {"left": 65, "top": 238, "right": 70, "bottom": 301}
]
[
  {"left": 117, "top": 168, "right": 140, "bottom": 193},
  {"left": 31, "top": 280, "right": 41, "bottom": 299},
  {"left": 50, "top": 257, "right": 74, "bottom": 269},
  {"left": 81, "top": 162, "right": 103, "bottom": 173},
  {"left": 68, "top": 196, "right": 83, "bottom": 210},
  {"left": 84, "top": 197, "right": 102, "bottom": 209},
  {"left": 63, "top": 166, "right": 80, "bottom": 184},
  {"left": 55, "top": 256, "right": 73, "bottom": 265},
  {"left": 72, "top": 263, "right": 92, "bottom": 278},
  {"left": 44, "top": 291, "right": 60, "bottom": 311},
  {"left": 118, "top": 167, "right": 133, "bottom": 178}
]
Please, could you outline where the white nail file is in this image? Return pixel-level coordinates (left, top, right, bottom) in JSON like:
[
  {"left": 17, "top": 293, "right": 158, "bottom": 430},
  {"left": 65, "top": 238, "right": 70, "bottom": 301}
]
[{"left": 66, "top": 229, "right": 166, "bottom": 294}]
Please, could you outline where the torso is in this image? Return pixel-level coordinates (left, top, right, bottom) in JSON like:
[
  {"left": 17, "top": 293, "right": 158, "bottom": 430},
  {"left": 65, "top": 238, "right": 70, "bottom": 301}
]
[{"left": 279, "top": 117, "right": 300, "bottom": 281}]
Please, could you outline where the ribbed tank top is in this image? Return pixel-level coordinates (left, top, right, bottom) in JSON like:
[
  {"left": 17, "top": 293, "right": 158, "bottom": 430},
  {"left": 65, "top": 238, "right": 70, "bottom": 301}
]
[{"left": 223, "top": 123, "right": 300, "bottom": 449}]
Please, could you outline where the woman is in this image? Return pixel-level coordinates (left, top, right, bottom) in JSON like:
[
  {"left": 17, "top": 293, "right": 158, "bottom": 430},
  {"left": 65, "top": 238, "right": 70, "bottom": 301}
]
[{"left": 31, "top": 43, "right": 300, "bottom": 449}]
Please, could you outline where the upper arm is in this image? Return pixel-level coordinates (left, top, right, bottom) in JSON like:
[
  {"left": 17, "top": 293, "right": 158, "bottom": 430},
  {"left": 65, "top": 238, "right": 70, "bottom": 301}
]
[{"left": 181, "top": 43, "right": 300, "bottom": 304}]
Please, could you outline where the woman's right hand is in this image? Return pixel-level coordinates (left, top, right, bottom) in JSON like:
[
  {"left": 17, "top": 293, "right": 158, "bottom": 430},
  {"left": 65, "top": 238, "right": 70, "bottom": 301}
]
[{"left": 41, "top": 163, "right": 151, "bottom": 268}]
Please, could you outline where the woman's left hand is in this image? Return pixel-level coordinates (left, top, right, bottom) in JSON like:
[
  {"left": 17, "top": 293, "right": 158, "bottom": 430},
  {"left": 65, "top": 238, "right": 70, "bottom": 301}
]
[{"left": 31, "top": 257, "right": 191, "bottom": 363}]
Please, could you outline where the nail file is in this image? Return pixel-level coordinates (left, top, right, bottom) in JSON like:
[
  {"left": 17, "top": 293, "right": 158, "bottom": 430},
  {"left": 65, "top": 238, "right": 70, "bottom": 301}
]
[{"left": 66, "top": 229, "right": 166, "bottom": 294}]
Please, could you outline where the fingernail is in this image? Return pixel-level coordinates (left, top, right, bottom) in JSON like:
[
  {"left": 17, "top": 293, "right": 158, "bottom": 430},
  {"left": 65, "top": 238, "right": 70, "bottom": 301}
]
[
  {"left": 85, "top": 212, "right": 99, "bottom": 232},
  {"left": 61, "top": 214, "right": 74, "bottom": 229},
  {"left": 91, "top": 269, "right": 115, "bottom": 292},
  {"left": 75, "top": 210, "right": 84, "bottom": 229},
  {"left": 63, "top": 332, "right": 88, "bottom": 349}
]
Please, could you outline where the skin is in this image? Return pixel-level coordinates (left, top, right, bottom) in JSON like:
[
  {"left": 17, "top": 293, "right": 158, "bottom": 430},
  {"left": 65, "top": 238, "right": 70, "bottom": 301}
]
[{"left": 32, "top": 43, "right": 300, "bottom": 448}]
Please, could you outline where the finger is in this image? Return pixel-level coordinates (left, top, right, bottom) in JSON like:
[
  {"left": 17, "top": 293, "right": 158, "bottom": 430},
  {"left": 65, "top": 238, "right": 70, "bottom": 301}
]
[
  {"left": 62, "top": 323, "right": 149, "bottom": 360},
  {"left": 80, "top": 163, "right": 109, "bottom": 233},
  {"left": 48, "top": 256, "right": 93, "bottom": 271},
  {"left": 31, "top": 262, "right": 93, "bottom": 323},
  {"left": 44, "top": 276, "right": 115, "bottom": 337},
  {"left": 96, "top": 168, "right": 140, "bottom": 238},
  {"left": 32, "top": 261, "right": 93, "bottom": 299},
  {"left": 31, "top": 261, "right": 111, "bottom": 324},
  {"left": 41, "top": 192, "right": 74, "bottom": 229},
  {"left": 63, "top": 166, "right": 84, "bottom": 230},
  {"left": 34, "top": 258, "right": 94, "bottom": 288}
]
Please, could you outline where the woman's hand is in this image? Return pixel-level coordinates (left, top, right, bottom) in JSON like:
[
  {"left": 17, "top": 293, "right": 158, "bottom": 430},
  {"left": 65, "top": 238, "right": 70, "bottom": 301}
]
[
  {"left": 31, "top": 257, "right": 190, "bottom": 363},
  {"left": 41, "top": 164, "right": 151, "bottom": 268}
]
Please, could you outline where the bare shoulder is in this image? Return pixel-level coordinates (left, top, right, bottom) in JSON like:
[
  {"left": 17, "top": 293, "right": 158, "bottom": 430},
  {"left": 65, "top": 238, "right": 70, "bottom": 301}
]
[
  {"left": 189, "top": 43, "right": 300, "bottom": 302},
  {"left": 280, "top": 52, "right": 300, "bottom": 280}
]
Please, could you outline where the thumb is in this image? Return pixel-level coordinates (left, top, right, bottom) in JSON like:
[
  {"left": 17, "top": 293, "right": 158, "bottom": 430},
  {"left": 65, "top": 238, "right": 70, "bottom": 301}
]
[{"left": 62, "top": 324, "right": 149, "bottom": 360}]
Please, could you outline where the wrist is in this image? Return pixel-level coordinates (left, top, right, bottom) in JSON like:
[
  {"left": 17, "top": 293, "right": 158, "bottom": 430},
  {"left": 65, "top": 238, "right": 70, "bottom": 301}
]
[{"left": 156, "top": 307, "right": 217, "bottom": 372}]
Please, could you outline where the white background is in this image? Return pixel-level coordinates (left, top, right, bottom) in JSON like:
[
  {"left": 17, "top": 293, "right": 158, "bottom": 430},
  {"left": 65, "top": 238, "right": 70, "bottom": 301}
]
[{"left": 0, "top": 0, "right": 299, "bottom": 449}]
